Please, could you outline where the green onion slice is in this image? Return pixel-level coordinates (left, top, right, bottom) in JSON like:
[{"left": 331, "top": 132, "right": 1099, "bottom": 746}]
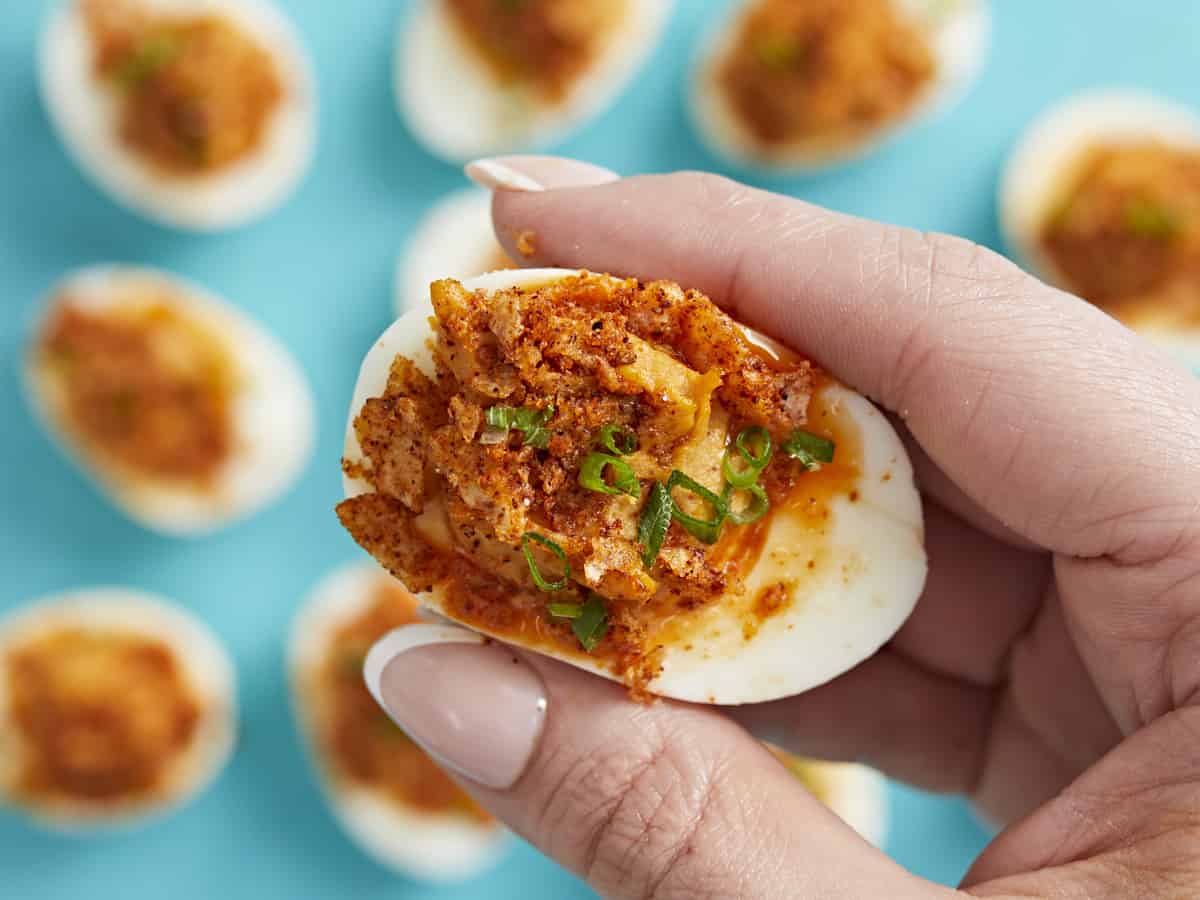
[
  {"left": 754, "top": 32, "right": 802, "bottom": 70},
  {"left": 116, "top": 34, "right": 179, "bottom": 88},
  {"left": 598, "top": 423, "right": 638, "bottom": 456},
  {"left": 736, "top": 426, "right": 773, "bottom": 468},
  {"left": 725, "top": 483, "right": 770, "bottom": 525},
  {"left": 723, "top": 426, "right": 774, "bottom": 488},
  {"left": 579, "top": 452, "right": 640, "bottom": 497},
  {"left": 1124, "top": 197, "right": 1179, "bottom": 240},
  {"left": 521, "top": 533, "right": 570, "bottom": 591},
  {"left": 667, "top": 470, "right": 728, "bottom": 545},
  {"left": 486, "top": 404, "right": 555, "bottom": 448},
  {"left": 547, "top": 603, "right": 583, "bottom": 619},
  {"left": 572, "top": 594, "right": 609, "bottom": 652},
  {"left": 637, "top": 481, "right": 673, "bottom": 569},
  {"left": 783, "top": 430, "right": 836, "bottom": 471}
]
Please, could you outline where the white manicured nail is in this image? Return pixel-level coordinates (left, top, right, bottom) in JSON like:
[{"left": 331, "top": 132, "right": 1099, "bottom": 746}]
[{"left": 464, "top": 159, "right": 546, "bottom": 193}]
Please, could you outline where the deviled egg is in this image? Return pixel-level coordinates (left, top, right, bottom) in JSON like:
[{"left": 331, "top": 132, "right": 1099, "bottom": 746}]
[
  {"left": 289, "top": 561, "right": 507, "bottom": 881},
  {"left": 771, "top": 748, "right": 887, "bottom": 847},
  {"left": 23, "top": 265, "right": 315, "bottom": 536},
  {"left": 1001, "top": 90, "right": 1200, "bottom": 363},
  {"left": 398, "top": 0, "right": 674, "bottom": 163},
  {"left": 338, "top": 269, "right": 926, "bottom": 705},
  {"left": 396, "top": 189, "right": 513, "bottom": 316},
  {"left": 39, "top": 0, "right": 316, "bottom": 230},
  {"left": 0, "top": 589, "right": 236, "bottom": 832},
  {"left": 690, "top": 0, "right": 990, "bottom": 172}
]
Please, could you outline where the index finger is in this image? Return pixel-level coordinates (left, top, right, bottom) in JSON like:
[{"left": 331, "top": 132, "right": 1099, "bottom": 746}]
[{"left": 488, "top": 162, "right": 1200, "bottom": 561}]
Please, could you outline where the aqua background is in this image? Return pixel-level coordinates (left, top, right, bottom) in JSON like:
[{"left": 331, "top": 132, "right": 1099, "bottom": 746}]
[{"left": 2, "top": 1, "right": 1199, "bottom": 896}]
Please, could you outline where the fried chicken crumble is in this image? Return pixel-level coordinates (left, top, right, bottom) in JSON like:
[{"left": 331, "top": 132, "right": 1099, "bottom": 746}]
[
  {"left": 6, "top": 629, "right": 201, "bottom": 806},
  {"left": 82, "top": 0, "right": 283, "bottom": 175},
  {"left": 338, "top": 273, "right": 838, "bottom": 694},
  {"left": 317, "top": 579, "right": 492, "bottom": 822},
  {"left": 444, "top": 0, "right": 626, "bottom": 102},
  {"left": 1041, "top": 142, "right": 1200, "bottom": 325},
  {"left": 720, "top": 0, "right": 936, "bottom": 148},
  {"left": 37, "top": 296, "right": 236, "bottom": 487}
]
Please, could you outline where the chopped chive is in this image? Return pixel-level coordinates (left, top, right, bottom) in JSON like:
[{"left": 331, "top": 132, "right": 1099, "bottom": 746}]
[
  {"left": 783, "top": 430, "right": 836, "bottom": 471},
  {"left": 115, "top": 34, "right": 179, "bottom": 88},
  {"left": 725, "top": 483, "right": 770, "bottom": 525},
  {"left": 754, "top": 32, "right": 802, "bottom": 71},
  {"left": 521, "top": 533, "right": 570, "bottom": 591},
  {"left": 736, "top": 426, "right": 773, "bottom": 469},
  {"left": 598, "top": 423, "right": 638, "bottom": 456},
  {"left": 667, "top": 470, "right": 728, "bottom": 545},
  {"left": 1124, "top": 197, "right": 1179, "bottom": 240},
  {"left": 578, "top": 452, "right": 640, "bottom": 497},
  {"left": 373, "top": 713, "right": 410, "bottom": 738},
  {"left": 485, "top": 404, "right": 555, "bottom": 448},
  {"left": 723, "top": 426, "right": 774, "bottom": 488},
  {"left": 637, "top": 481, "right": 672, "bottom": 569},
  {"left": 548, "top": 602, "right": 583, "bottom": 619},
  {"left": 722, "top": 451, "right": 759, "bottom": 489},
  {"left": 572, "top": 594, "right": 608, "bottom": 652}
]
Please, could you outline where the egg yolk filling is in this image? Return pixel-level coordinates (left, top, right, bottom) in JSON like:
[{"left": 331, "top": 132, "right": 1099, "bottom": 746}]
[
  {"left": 38, "top": 296, "right": 236, "bottom": 488},
  {"left": 82, "top": 0, "right": 283, "bottom": 175},
  {"left": 5, "top": 628, "right": 201, "bottom": 805},
  {"left": 444, "top": 0, "right": 626, "bottom": 102},
  {"left": 1040, "top": 142, "right": 1200, "bottom": 325},
  {"left": 771, "top": 747, "right": 837, "bottom": 805},
  {"left": 318, "top": 580, "right": 492, "bottom": 822},
  {"left": 719, "top": 0, "right": 935, "bottom": 148},
  {"left": 338, "top": 273, "right": 859, "bottom": 695}
]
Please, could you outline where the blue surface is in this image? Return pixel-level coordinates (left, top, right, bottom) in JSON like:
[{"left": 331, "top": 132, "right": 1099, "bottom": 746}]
[{"left": 2, "top": 0, "right": 1198, "bottom": 896}]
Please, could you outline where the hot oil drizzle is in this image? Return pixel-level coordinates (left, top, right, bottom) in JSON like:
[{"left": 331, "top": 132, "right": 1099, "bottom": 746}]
[
  {"left": 713, "top": 383, "right": 862, "bottom": 576},
  {"left": 437, "top": 384, "right": 864, "bottom": 670},
  {"left": 663, "top": 383, "right": 863, "bottom": 650}
]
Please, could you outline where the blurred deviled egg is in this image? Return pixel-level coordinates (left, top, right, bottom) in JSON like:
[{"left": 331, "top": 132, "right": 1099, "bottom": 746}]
[
  {"left": 24, "top": 265, "right": 315, "bottom": 536},
  {"left": 289, "top": 561, "right": 507, "bottom": 881},
  {"left": 1001, "top": 90, "right": 1200, "bottom": 362},
  {"left": 771, "top": 748, "right": 887, "bottom": 847},
  {"left": 0, "top": 589, "right": 236, "bottom": 833},
  {"left": 39, "top": 0, "right": 316, "bottom": 230},
  {"left": 398, "top": 0, "right": 674, "bottom": 163},
  {"left": 395, "top": 189, "right": 515, "bottom": 316},
  {"left": 690, "top": 0, "right": 990, "bottom": 172}
]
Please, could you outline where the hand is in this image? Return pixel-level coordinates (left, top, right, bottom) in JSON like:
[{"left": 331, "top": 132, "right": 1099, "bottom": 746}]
[{"left": 365, "top": 157, "right": 1200, "bottom": 898}]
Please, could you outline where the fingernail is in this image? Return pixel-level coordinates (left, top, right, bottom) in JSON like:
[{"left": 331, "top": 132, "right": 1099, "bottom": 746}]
[
  {"left": 464, "top": 159, "right": 546, "bottom": 193},
  {"left": 364, "top": 624, "right": 548, "bottom": 790}
]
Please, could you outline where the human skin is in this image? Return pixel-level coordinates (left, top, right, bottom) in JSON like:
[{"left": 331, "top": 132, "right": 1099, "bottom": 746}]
[{"left": 366, "top": 156, "right": 1200, "bottom": 898}]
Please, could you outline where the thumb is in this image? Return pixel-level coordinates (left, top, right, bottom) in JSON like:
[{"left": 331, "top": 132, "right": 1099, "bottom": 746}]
[{"left": 364, "top": 624, "right": 949, "bottom": 899}]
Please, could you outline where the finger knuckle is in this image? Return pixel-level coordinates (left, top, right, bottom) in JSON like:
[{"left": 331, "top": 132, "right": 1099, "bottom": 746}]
[
  {"left": 538, "top": 723, "right": 738, "bottom": 899},
  {"left": 671, "top": 170, "right": 754, "bottom": 211},
  {"left": 880, "top": 228, "right": 1032, "bottom": 411}
]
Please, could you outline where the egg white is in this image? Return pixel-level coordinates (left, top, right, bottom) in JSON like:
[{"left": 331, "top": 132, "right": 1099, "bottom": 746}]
[
  {"left": 39, "top": 0, "right": 317, "bottom": 231},
  {"left": 288, "top": 561, "right": 509, "bottom": 882},
  {"left": 0, "top": 588, "right": 236, "bottom": 833},
  {"left": 23, "top": 265, "right": 316, "bottom": 536},
  {"left": 344, "top": 269, "right": 927, "bottom": 705},
  {"left": 1000, "top": 89, "right": 1200, "bottom": 368},
  {"left": 397, "top": 0, "right": 674, "bottom": 163},
  {"left": 395, "top": 189, "right": 509, "bottom": 317},
  {"left": 689, "top": 0, "right": 991, "bottom": 173}
]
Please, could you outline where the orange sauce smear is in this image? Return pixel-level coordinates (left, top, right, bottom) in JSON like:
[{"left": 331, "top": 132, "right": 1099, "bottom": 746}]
[{"left": 713, "top": 381, "right": 862, "bottom": 577}]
